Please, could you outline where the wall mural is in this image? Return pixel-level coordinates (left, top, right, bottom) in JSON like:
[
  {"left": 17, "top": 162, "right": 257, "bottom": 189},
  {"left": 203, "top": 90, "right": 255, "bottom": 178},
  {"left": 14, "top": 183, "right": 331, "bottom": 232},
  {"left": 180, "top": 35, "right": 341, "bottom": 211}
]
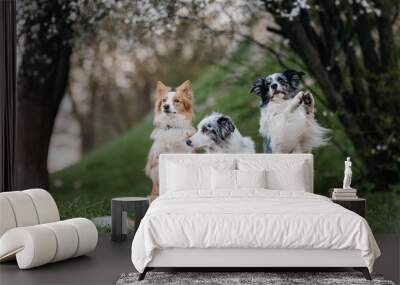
[{"left": 16, "top": 0, "right": 399, "bottom": 234}]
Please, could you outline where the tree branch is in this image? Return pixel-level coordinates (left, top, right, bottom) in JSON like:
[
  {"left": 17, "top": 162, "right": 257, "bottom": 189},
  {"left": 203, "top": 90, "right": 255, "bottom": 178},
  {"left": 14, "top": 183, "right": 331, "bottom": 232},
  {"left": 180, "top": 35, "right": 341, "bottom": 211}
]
[
  {"left": 376, "top": 0, "right": 399, "bottom": 71},
  {"left": 277, "top": 17, "right": 346, "bottom": 111},
  {"left": 355, "top": 13, "right": 381, "bottom": 73},
  {"left": 235, "top": 32, "right": 290, "bottom": 69}
]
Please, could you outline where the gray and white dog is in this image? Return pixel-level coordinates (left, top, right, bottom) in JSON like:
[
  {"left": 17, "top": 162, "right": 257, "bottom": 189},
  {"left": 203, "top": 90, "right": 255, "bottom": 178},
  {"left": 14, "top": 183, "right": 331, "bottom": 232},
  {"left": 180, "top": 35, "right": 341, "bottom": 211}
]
[
  {"left": 186, "top": 112, "right": 255, "bottom": 153},
  {"left": 250, "top": 70, "right": 329, "bottom": 153}
]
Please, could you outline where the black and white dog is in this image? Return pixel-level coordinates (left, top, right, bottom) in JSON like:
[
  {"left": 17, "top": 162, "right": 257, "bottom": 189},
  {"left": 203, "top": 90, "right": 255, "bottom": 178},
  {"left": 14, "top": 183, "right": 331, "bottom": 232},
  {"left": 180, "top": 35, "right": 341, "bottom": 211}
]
[
  {"left": 250, "top": 70, "right": 329, "bottom": 153},
  {"left": 186, "top": 113, "right": 255, "bottom": 153}
]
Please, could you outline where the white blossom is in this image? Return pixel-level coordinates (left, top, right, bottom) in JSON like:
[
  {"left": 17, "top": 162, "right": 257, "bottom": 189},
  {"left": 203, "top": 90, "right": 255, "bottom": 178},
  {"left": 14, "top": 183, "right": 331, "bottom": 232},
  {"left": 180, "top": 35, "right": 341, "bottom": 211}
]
[{"left": 69, "top": 12, "right": 78, "bottom": 22}]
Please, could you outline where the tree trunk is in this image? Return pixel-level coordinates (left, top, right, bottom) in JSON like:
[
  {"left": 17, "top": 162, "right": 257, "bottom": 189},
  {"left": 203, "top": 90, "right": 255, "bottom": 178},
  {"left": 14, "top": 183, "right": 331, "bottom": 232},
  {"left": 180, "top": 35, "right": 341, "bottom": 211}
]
[
  {"left": 15, "top": 45, "right": 71, "bottom": 190},
  {"left": 133, "top": 80, "right": 153, "bottom": 122}
]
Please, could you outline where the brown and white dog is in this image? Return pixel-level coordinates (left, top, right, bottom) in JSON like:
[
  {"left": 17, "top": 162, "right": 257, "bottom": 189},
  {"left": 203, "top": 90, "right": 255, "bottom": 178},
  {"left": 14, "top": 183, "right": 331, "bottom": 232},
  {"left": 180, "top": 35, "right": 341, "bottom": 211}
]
[{"left": 145, "top": 80, "right": 195, "bottom": 197}]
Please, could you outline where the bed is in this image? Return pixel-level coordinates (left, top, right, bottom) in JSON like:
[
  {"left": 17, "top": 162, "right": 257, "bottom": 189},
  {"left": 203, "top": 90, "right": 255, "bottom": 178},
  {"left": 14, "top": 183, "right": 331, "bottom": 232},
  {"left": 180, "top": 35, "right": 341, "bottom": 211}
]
[{"left": 131, "top": 154, "right": 380, "bottom": 280}]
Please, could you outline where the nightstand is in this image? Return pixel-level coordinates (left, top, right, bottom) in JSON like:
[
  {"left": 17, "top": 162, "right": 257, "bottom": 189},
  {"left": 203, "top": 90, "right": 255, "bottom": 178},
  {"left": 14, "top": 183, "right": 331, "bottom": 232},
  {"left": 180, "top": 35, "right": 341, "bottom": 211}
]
[
  {"left": 111, "top": 197, "right": 150, "bottom": 242},
  {"left": 331, "top": 198, "right": 366, "bottom": 219}
]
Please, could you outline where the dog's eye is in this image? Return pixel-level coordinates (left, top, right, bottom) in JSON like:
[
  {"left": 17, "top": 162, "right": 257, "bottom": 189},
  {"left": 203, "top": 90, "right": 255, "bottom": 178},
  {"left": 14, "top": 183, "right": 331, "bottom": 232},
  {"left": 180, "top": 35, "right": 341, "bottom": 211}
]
[
  {"left": 207, "top": 124, "right": 212, "bottom": 128},
  {"left": 162, "top": 98, "right": 167, "bottom": 102},
  {"left": 174, "top": 99, "right": 180, "bottom": 103},
  {"left": 278, "top": 78, "right": 285, "bottom": 84}
]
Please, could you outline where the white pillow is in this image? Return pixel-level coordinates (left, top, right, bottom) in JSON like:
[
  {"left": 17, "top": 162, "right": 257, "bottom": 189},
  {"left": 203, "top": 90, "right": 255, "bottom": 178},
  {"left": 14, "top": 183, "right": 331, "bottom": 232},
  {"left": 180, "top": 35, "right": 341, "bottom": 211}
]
[
  {"left": 165, "top": 158, "right": 236, "bottom": 193},
  {"left": 236, "top": 169, "right": 267, "bottom": 189},
  {"left": 211, "top": 169, "right": 236, "bottom": 190},
  {"left": 266, "top": 167, "right": 306, "bottom": 191},
  {"left": 238, "top": 159, "right": 309, "bottom": 191},
  {"left": 211, "top": 169, "right": 267, "bottom": 190},
  {"left": 167, "top": 162, "right": 211, "bottom": 191}
]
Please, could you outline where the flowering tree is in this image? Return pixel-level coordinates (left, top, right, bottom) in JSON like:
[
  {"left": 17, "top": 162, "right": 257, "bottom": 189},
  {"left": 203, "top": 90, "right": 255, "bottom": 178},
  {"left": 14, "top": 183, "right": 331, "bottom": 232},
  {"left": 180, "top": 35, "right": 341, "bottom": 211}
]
[
  {"left": 15, "top": 0, "right": 138, "bottom": 189},
  {"left": 157, "top": 0, "right": 400, "bottom": 190},
  {"left": 15, "top": 0, "right": 236, "bottom": 189},
  {"left": 16, "top": 0, "right": 78, "bottom": 189},
  {"left": 69, "top": 19, "right": 227, "bottom": 154},
  {"left": 261, "top": 0, "right": 400, "bottom": 190}
]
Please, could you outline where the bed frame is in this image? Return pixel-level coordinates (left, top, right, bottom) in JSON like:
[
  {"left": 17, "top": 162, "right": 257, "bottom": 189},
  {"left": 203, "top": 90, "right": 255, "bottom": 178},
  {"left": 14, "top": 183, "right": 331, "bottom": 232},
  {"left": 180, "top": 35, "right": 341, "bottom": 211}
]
[
  {"left": 139, "top": 248, "right": 371, "bottom": 280},
  {"left": 139, "top": 154, "right": 372, "bottom": 281}
]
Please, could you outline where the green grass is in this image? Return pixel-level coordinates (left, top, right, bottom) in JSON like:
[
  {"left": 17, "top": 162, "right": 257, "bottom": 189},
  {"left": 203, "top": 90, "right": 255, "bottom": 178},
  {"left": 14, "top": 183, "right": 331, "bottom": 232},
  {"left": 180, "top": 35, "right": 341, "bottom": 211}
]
[
  {"left": 51, "top": 120, "right": 153, "bottom": 219},
  {"left": 50, "top": 43, "right": 400, "bottom": 233}
]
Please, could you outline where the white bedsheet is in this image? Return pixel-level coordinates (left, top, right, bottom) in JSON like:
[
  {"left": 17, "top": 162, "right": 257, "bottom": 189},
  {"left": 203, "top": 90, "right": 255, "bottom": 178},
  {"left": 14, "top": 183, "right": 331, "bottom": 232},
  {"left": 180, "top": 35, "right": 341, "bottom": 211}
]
[{"left": 131, "top": 190, "right": 380, "bottom": 273}]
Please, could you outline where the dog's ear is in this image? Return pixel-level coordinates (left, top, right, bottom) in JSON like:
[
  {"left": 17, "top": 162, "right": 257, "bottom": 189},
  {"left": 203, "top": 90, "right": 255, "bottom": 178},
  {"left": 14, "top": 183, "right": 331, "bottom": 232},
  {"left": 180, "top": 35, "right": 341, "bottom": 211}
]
[
  {"left": 156, "top": 81, "right": 170, "bottom": 97},
  {"left": 155, "top": 81, "right": 170, "bottom": 112},
  {"left": 176, "top": 80, "right": 192, "bottom": 100},
  {"left": 249, "top": 77, "right": 267, "bottom": 97},
  {"left": 283, "top": 70, "right": 305, "bottom": 89},
  {"left": 250, "top": 77, "right": 270, "bottom": 107},
  {"left": 217, "top": 116, "right": 235, "bottom": 141},
  {"left": 283, "top": 69, "right": 306, "bottom": 80}
]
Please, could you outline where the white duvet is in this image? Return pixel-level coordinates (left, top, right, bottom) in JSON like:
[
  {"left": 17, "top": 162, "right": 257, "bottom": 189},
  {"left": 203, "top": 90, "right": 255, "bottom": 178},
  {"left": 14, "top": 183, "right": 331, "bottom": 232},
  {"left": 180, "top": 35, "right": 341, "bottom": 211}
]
[{"left": 131, "top": 190, "right": 380, "bottom": 273}]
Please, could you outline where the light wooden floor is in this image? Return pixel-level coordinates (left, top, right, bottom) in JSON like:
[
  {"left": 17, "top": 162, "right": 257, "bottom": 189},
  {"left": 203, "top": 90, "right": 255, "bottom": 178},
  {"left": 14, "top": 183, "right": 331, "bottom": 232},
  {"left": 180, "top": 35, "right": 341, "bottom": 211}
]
[{"left": 0, "top": 234, "right": 398, "bottom": 285}]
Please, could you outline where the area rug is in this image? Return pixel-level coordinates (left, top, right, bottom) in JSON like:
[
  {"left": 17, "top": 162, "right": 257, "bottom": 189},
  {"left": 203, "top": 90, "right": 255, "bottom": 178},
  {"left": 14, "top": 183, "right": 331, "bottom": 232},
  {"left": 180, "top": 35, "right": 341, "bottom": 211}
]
[{"left": 116, "top": 272, "right": 395, "bottom": 285}]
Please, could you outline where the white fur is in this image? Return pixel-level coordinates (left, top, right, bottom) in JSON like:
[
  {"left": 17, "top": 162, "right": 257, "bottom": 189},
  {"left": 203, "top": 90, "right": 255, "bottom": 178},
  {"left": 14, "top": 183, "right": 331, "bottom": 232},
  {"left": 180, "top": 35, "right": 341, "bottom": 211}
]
[
  {"left": 189, "top": 114, "right": 255, "bottom": 153},
  {"left": 162, "top": 92, "right": 178, "bottom": 113},
  {"left": 191, "top": 129, "right": 255, "bottom": 153},
  {"left": 259, "top": 91, "right": 329, "bottom": 153},
  {"left": 146, "top": 112, "right": 195, "bottom": 182}
]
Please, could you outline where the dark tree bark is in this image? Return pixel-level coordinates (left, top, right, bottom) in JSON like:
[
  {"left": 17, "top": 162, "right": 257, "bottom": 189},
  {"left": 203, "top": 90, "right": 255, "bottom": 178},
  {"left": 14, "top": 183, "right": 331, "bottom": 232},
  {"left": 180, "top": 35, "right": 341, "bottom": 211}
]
[
  {"left": 263, "top": 0, "right": 400, "bottom": 190},
  {"left": 16, "top": 45, "right": 71, "bottom": 190},
  {"left": 69, "top": 72, "right": 98, "bottom": 154},
  {"left": 132, "top": 80, "right": 153, "bottom": 122},
  {"left": 15, "top": 0, "right": 74, "bottom": 190}
]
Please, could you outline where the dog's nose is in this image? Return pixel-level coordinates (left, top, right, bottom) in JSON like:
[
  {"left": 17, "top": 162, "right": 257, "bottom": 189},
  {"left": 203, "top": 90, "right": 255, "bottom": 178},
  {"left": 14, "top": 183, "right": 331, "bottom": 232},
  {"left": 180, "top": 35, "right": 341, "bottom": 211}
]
[
  {"left": 271, "top": 83, "right": 278, "bottom": 90},
  {"left": 186, "top": 139, "right": 192, "bottom": 146},
  {"left": 163, "top": 104, "right": 170, "bottom": 110}
]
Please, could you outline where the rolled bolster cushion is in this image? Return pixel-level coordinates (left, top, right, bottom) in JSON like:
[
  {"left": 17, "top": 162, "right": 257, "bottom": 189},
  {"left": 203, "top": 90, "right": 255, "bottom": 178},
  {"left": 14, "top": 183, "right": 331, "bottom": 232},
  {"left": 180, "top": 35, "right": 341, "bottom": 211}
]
[
  {"left": 0, "top": 218, "right": 98, "bottom": 269},
  {"left": 41, "top": 221, "right": 79, "bottom": 263},
  {"left": 0, "top": 196, "right": 17, "bottom": 237},
  {"left": 0, "top": 189, "right": 60, "bottom": 237},
  {"left": 23, "top": 188, "right": 60, "bottom": 224},
  {"left": 0, "top": 226, "right": 57, "bottom": 269},
  {"left": 64, "top": 218, "right": 98, "bottom": 257}
]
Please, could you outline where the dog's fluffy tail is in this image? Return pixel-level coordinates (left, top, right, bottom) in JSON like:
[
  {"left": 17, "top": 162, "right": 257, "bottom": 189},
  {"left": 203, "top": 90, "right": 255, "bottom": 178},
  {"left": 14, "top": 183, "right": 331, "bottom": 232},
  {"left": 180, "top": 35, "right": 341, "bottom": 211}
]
[{"left": 309, "top": 121, "right": 331, "bottom": 150}]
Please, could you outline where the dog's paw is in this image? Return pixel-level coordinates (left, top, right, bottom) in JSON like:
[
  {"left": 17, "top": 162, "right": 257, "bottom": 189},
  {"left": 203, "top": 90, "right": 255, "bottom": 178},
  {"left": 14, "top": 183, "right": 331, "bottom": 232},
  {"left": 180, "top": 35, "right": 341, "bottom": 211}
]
[
  {"left": 292, "top": 91, "right": 302, "bottom": 104},
  {"left": 301, "top": 91, "right": 314, "bottom": 106},
  {"left": 301, "top": 91, "right": 314, "bottom": 115}
]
